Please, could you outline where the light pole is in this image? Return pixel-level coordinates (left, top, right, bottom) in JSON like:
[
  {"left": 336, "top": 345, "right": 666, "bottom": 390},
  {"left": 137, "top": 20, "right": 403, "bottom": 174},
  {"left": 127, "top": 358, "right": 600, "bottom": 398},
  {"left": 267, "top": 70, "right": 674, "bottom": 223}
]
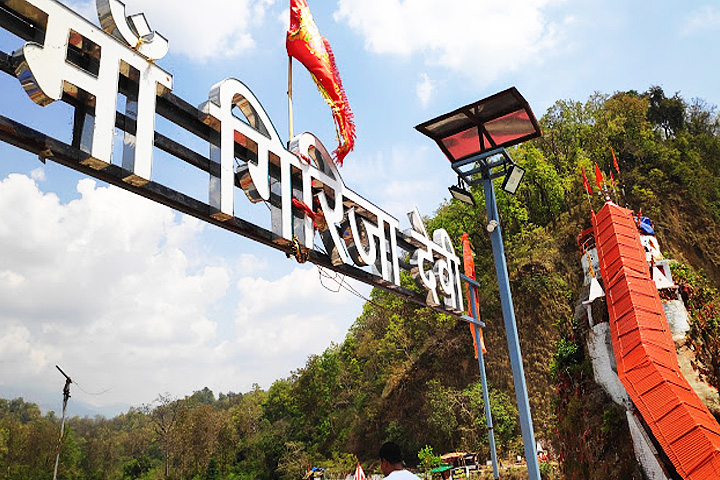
[{"left": 416, "top": 87, "right": 542, "bottom": 480}]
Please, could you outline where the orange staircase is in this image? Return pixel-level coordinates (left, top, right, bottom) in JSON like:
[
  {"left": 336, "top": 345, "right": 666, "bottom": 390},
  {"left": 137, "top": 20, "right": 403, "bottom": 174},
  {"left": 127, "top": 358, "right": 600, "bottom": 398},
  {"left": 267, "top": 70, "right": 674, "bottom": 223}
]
[{"left": 593, "top": 201, "right": 720, "bottom": 479}]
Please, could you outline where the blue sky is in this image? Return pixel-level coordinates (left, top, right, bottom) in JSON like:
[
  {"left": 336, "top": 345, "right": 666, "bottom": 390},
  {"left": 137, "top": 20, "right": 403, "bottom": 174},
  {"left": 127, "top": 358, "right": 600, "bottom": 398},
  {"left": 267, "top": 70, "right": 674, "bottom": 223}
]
[{"left": 0, "top": 0, "right": 719, "bottom": 415}]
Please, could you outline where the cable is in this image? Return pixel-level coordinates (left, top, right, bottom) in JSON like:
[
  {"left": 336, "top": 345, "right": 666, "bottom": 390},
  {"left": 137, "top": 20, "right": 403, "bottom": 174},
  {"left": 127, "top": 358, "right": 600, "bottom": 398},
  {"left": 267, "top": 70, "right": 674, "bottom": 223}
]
[
  {"left": 309, "top": 244, "right": 431, "bottom": 317},
  {"left": 314, "top": 263, "right": 407, "bottom": 317},
  {"left": 317, "top": 266, "right": 342, "bottom": 293},
  {"left": 73, "top": 380, "right": 112, "bottom": 396}
]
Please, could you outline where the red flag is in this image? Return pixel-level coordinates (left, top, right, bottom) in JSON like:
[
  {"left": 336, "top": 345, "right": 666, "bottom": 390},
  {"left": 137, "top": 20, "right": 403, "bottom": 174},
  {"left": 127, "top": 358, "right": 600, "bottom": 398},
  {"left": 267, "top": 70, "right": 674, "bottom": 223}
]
[
  {"left": 581, "top": 168, "right": 593, "bottom": 195},
  {"left": 610, "top": 171, "right": 616, "bottom": 187},
  {"left": 292, "top": 197, "right": 326, "bottom": 230},
  {"left": 462, "top": 233, "right": 475, "bottom": 280},
  {"left": 353, "top": 463, "right": 366, "bottom": 480},
  {"left": 286, "top": 0, "right": 355, "bottom": 166},
  {"left": 611, "top": 147, "right": 620, "bottom": 174},
  {"left": 292, "top": 197, "right": 315, "bottom": 220},
  {"left": 594, "top": 163, "right": 604, "bottom": 190}
]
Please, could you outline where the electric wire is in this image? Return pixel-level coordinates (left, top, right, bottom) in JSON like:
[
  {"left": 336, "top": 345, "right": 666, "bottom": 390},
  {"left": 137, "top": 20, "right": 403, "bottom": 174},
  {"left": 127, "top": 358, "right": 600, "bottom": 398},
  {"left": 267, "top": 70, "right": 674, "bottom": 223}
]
[
  {"left": 317, "top": 265, "right": 342, "bottom": 293},
  {"left": 311, "top": 242, "right": 413, "bottom": 316},
  {"left": 72, "top": 380, "right": 113, "bottom": 396},
  {"left": 313, "top": 241, "right": 349, "bottom": 295}
]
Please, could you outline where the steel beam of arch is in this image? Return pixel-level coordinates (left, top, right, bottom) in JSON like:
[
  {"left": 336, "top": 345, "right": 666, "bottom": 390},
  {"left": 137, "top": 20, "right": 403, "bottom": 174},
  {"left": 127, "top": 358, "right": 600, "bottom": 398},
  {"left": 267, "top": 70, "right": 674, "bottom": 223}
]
[
  {"left": 481, "top": 167, "right": 541, "bottom": 480},
  {"left": 0, "top": 29, "right": 468, "bottom": 320},
  {"left": 0, "top": 111, "right": 469, "bottom": 320}
]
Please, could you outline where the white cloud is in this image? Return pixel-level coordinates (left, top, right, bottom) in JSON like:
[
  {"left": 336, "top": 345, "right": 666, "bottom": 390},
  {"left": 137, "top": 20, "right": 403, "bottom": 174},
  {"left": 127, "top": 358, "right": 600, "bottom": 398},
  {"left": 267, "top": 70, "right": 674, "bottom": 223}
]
[
  {"left": 0, "top": 173, "right": 368, "bottom": 409},
  {"left": 62, "top": 0, "right": 276, "bottom": 60},
  {"left": 30, "top": 168, "right": 46, "bottom": 182},
  {"left": 234, "top": 266, "right": 362, "bottom": 350},
  {"left": 227, "top": 266, "right": 368, "bottom": 382},
  {"left": 0, "top": 326, "right": 44, "bottom": 374},
  {"left": 235, "top": 253, "right": 269, "bottom": 276},
  {"left": 278, "top": 7, "right": 290, "bottom": 30},
  {"left": 682, "top": 6, "right": 720, "bottom": 36},
  {"left": 62, "top": 0, "right": 96, "bottom": 22},
  {"left": 342, "top": 145, "right": 456, "bottom": 218},
  {"left": 416, "top": 73, "right": 435, "bottom": 108},
  {"left": 0, "top": 174, "right": 233, "bottom": 406},
  {"left": 334, "top": 0, "right": 564, "bottom": 86}
]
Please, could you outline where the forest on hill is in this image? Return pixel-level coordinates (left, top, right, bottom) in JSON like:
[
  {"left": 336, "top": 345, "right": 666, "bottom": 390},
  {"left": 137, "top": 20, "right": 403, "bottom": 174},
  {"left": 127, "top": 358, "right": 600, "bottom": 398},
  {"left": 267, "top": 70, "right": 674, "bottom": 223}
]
[{"left": 2, "top": 86, "right": 720, "bottom": 480}]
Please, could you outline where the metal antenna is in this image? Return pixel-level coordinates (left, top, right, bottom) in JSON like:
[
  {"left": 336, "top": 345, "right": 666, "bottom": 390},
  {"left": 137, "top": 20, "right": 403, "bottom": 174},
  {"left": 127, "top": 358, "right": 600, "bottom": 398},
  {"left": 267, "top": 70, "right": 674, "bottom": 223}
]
[{"left": 52, "top": 365, "right": 72, "bottom": 480}]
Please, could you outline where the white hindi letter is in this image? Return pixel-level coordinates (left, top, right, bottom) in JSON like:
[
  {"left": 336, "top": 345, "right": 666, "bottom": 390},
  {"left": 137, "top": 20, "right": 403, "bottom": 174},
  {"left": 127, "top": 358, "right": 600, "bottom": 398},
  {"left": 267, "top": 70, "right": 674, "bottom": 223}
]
[
  {"left": 290, "top": 133, "right": 350, "bottom": 259},
  {"left": 432, "top": 229, "right": 464, "bottom": 311},
  {"left": 96, "top": 0, "right": 169, "bottom": 60},
  {"left": 13, "top": 0, "right": 172, "bottom": 180},
  {"left": 200, "top": 78, "right": 282, "bottom": 220},
  {"left": 405, "top": 211, "right": 464, "bottom": 309}
]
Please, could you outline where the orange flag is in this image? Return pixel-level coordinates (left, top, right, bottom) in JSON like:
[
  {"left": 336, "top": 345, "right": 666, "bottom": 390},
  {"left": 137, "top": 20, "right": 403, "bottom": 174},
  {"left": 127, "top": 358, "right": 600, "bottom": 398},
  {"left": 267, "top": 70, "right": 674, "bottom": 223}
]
[
  {"left": 462, "top": 233, "right": 475, "bottom": 280},
  {"left": 611, "top": 147, "right": 620, "bottom": 174},
  {"left": 286, "top": 0, "right": 355, "bottom": 166},
  {"left": 461, "top": 233, "right": 487, "bottom": 357},
  {"left": 594, "top": 163, "right": 604, "bottom": 190}
]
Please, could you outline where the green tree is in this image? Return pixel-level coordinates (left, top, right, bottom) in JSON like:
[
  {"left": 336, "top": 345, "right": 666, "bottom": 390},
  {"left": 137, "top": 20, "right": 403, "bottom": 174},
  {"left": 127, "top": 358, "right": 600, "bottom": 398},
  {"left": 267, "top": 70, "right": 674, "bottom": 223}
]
[
  {"left": 417, "top": 445, "right": 442, "bottom": 473},
  {"left": 204, "top": 457, "right": 219, "bottom": 480},
  {"left": 174, "top": 404, "right": 224, "bottom": 479},
  {"left": 647, "top": 85, "right": 686, "bottom": 138},
  {"left": 72, "top": 417, "right": 121, "bottom": 480},
  {"left": 143, "top": 394, "right": 184, "bottom": 479},
  {"left": 673, "top": 262, "right": 720, "bottom": 391},
  {"left": 276, "top": 442, "right": 308, "bottom": 480},
  {"left": 122, "top": 455, "right": 153, "bottom": 480}
]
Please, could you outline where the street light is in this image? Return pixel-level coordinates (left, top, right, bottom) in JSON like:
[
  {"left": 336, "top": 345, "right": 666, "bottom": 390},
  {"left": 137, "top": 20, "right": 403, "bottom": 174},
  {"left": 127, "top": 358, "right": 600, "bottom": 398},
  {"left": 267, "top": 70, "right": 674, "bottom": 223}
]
[
  {"left": 502, "top": 163, "right": 525, "bottom": 195},
  {"left": 416, "top": 86, "right": 543, "bottom": 480},
  {"left": 448, "top": 178, "right": 475, "bottom": 206}
]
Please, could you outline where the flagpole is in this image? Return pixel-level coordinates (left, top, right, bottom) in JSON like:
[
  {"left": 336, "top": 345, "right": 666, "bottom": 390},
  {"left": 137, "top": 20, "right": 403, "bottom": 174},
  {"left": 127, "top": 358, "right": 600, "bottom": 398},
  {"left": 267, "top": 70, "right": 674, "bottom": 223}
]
[
  {"left": 287, "top": 55, "right": 294, "bottom": 147},
  {"left": 612, "top": 147, "right": 629, "bottom": 208},
  {"left": 581, "top": 168, "right": 595, "bottom": 213}
]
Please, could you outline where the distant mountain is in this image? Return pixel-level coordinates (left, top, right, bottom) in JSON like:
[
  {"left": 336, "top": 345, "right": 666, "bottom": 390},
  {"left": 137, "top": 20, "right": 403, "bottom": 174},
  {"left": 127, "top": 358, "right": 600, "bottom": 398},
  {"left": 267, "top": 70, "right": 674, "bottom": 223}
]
[{"left": 0, "top": 384, "right": 131, "bottom": 418}]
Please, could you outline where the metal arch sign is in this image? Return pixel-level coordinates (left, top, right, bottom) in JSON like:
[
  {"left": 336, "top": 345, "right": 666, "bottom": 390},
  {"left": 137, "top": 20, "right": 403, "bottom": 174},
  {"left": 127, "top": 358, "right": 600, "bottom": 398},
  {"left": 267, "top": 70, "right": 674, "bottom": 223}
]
[{"left": 0, "top": 0, "right": 478, "bottom": 322}]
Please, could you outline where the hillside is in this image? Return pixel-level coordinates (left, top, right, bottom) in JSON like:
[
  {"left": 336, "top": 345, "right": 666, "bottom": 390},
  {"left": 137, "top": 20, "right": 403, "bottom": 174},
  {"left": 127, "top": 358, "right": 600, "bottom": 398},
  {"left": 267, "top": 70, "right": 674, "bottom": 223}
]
[{"left": 1, "top": 87, "right": 720, "bottom": 480}]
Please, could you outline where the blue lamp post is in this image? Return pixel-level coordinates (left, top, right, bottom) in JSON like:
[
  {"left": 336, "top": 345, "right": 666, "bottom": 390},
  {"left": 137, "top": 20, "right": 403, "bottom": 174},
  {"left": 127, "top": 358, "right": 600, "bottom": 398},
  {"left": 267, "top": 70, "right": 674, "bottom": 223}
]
[{"left": 416, "top": 87, "right": 542, "bottom": 480}]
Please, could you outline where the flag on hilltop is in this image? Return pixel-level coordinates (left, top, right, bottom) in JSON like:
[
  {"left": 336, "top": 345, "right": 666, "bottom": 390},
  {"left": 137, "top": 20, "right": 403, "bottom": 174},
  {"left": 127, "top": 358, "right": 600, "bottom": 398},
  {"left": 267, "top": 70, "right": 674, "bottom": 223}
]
[
  {"left": 594, "top": 163, "right": 604, "bottom": 190},
  {"left": 581, "top": 167, "right": 593, "bottom": 195},
  {"left": 611, "top": 146, "right": 620, "bottom": 174},
  {"left": 286, "top": 0, "right": 355, "bottom": 166}
]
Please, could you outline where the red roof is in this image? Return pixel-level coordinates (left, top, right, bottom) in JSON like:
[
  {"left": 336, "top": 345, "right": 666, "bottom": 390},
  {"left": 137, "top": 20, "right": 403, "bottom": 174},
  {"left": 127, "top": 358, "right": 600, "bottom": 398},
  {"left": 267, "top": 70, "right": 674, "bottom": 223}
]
[{"left": 593, "top": 201, "right": 720, "bottom": 479}]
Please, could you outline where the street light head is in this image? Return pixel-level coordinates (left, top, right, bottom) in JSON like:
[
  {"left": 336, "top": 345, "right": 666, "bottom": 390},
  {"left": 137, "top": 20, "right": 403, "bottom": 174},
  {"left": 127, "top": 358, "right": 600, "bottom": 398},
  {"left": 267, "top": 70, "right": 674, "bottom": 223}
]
[
  {"left": 449, "top": 184, "right": 476, "bottom": 206},
  {"left": 502, "top": 164, "right": 525, "bottom": 194},
  {"left": 415, "top": 87, "right": 542, "bottom": 164}
]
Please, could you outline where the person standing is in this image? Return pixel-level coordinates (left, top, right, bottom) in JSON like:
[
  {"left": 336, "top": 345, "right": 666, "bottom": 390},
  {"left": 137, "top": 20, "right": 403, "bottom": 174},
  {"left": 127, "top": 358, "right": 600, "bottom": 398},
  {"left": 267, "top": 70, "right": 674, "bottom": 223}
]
[{"left": 379, "top": 441, "right": 421, "bottom": 479}]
